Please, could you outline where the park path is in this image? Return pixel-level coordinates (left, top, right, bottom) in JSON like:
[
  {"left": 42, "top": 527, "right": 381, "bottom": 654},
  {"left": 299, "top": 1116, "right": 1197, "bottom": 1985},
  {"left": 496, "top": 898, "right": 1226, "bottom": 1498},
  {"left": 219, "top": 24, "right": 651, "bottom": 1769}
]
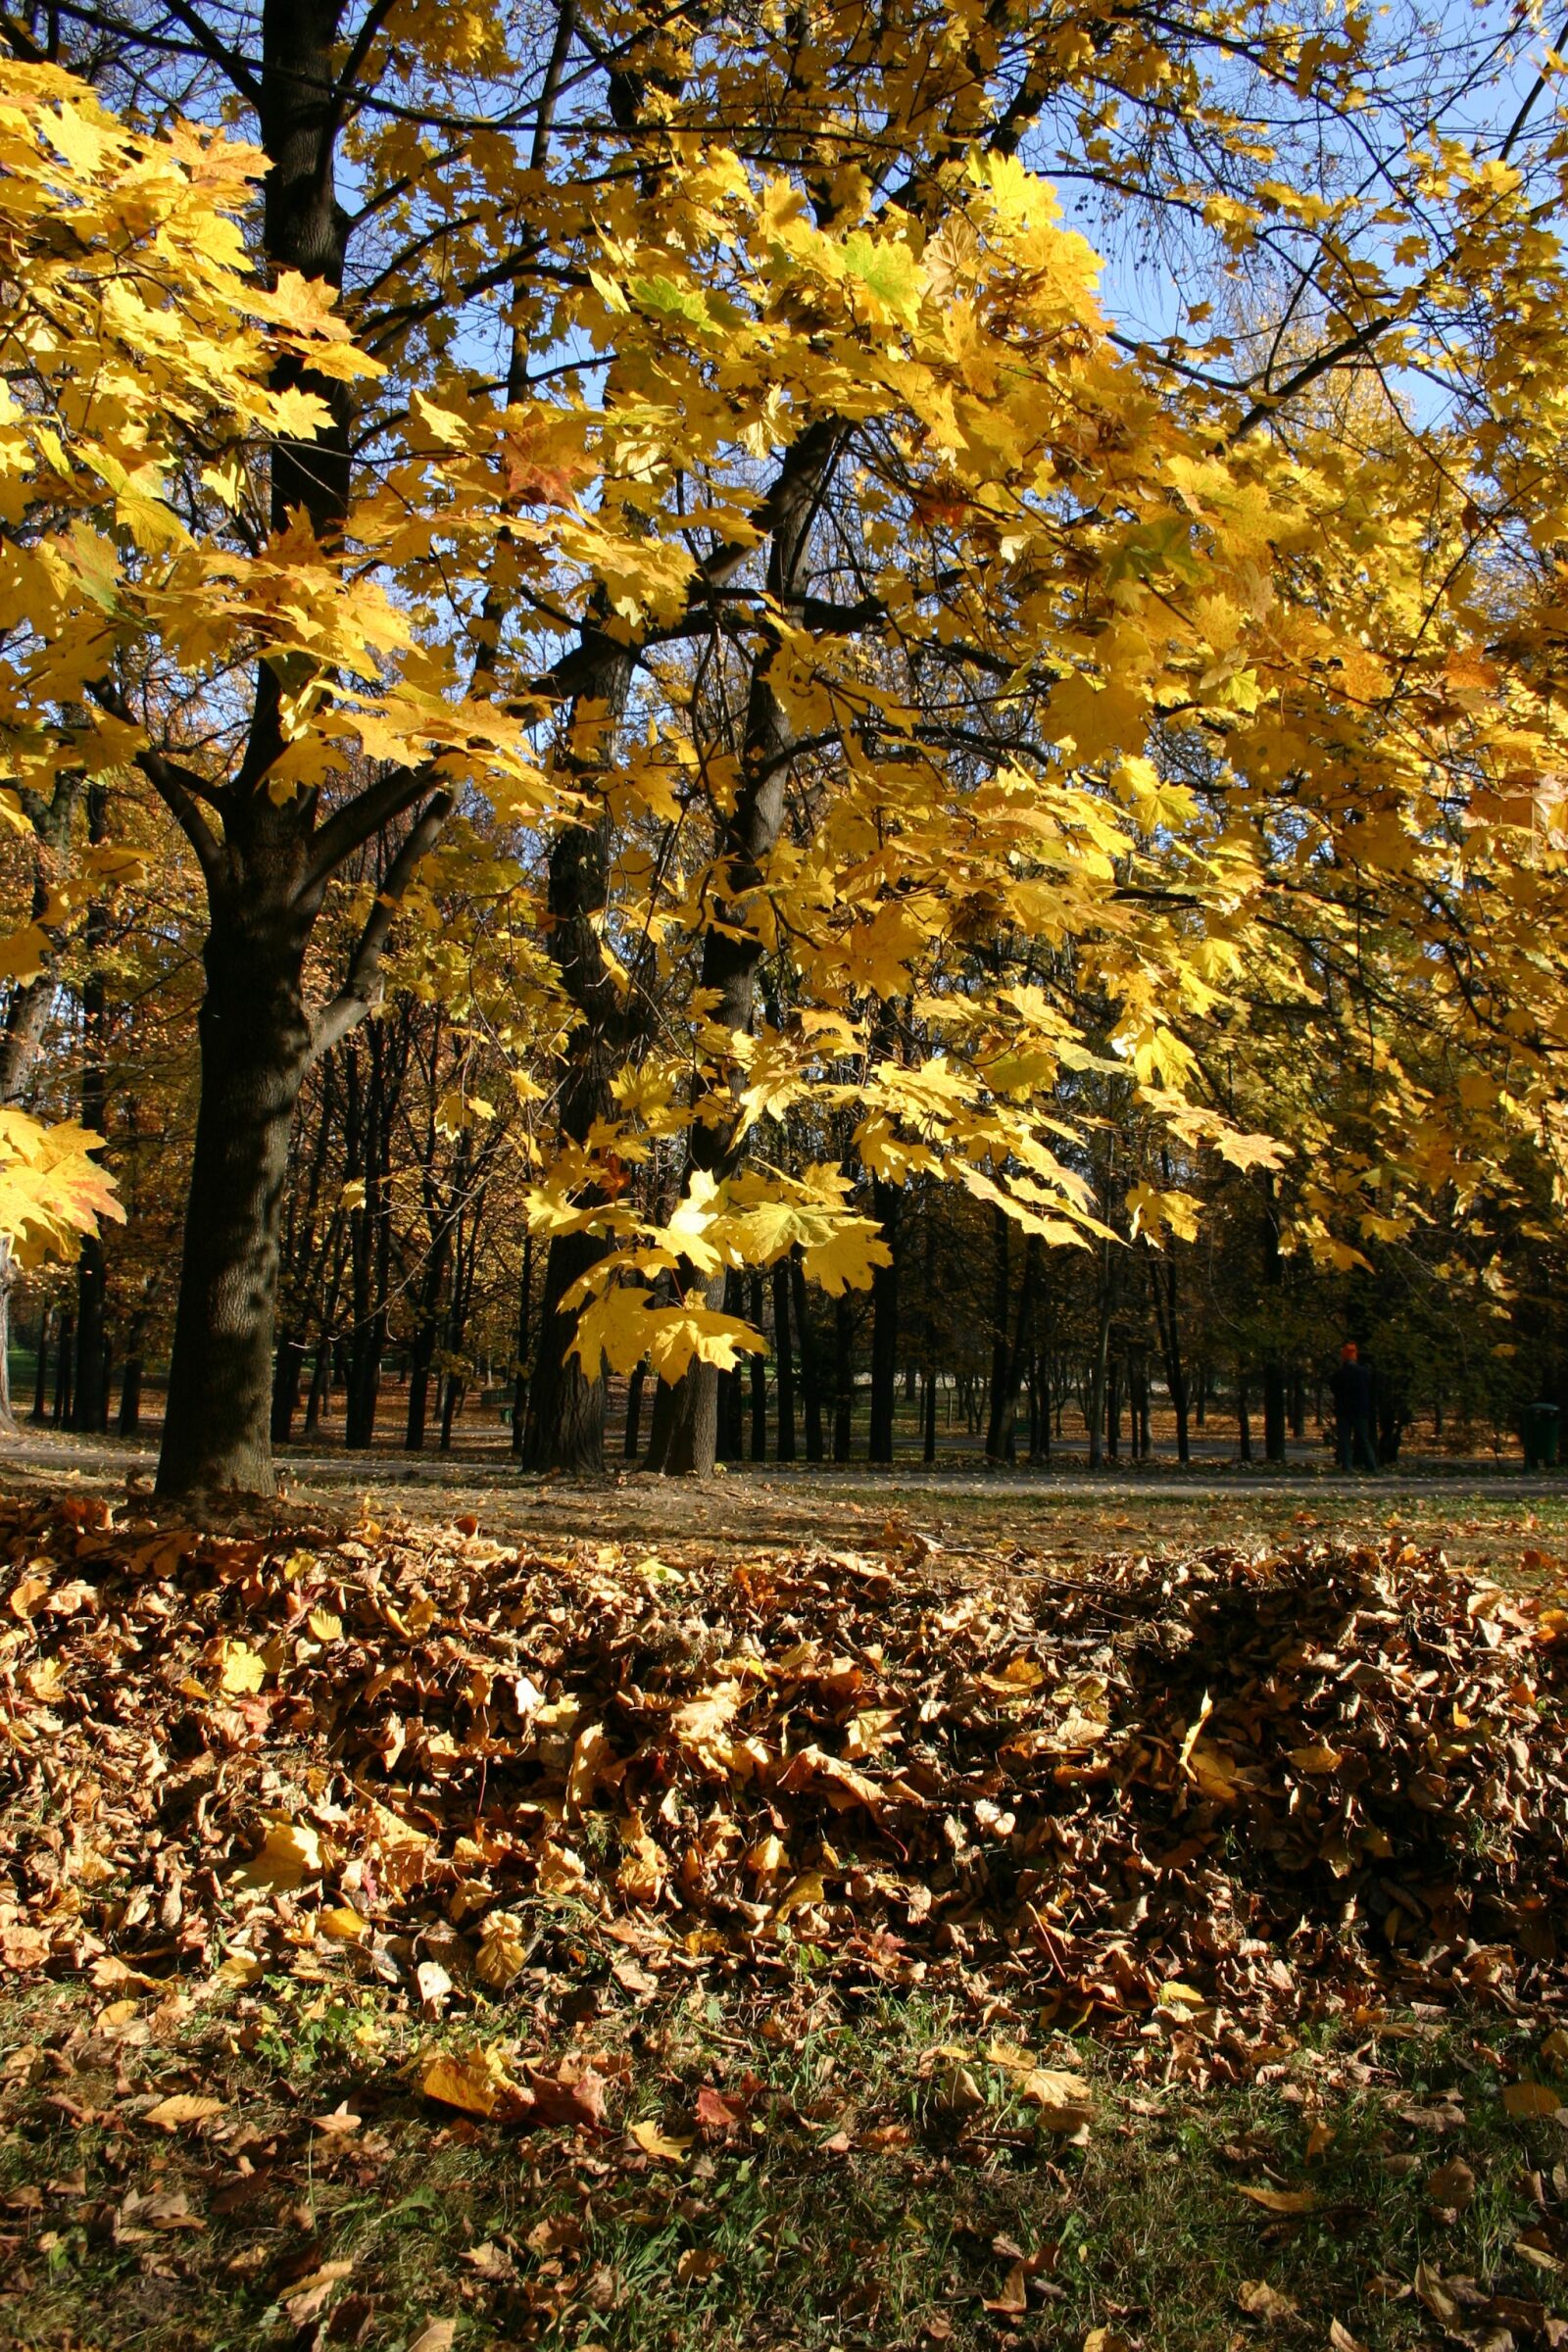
[{"left": 4, "top": 1426, "right": 1566, "bottom": 1572}]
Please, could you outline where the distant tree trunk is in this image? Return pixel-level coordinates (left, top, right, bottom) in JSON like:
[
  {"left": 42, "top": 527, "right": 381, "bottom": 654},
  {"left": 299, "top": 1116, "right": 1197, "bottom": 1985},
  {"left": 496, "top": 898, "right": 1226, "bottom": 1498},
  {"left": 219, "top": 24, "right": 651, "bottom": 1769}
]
[
  {"left": 987, "top": 1229, "right": 1038, "bottom": 1462},
  {"left": 118, "top": 1351, "right": 143, "bottom": 1437},
  {"left": 53, "top": 1308, "right": 74, "bottom": 1427},
  {"left": 1131, "top": 1348, "right": 1151, "bottom": 1459},
  {"left": 1195, "top": 1361, "right": 1207, "bottom": 1429},
  {"left": 404, "top": 1325, "right": 437, "bottom": 1450},
  {"left": 1088, "top": 1251, "right": 1111, "bottom": 1469},
  {"left": 271, "top": 1335, "right": 307, "bottom": 1445},
  {"left": 1150, "top": 1250, "right": 1190, "bottom": 1466},
  {"left": 305, "top": 1335, "right": 330, "bottom": 1436},
  {"left": 716, "top": 1270, "right": 746, "bottom": 1459},
  {"left": 833, "top": 1292, "right": 854, "bottom": 1462},
  {"left": 0, "top": 1259, "right": 13, "bottom": 1435},
  {"left": 772, "top": 1258, "right": 796, "bottom": 1461},
  {"left": 511, "top": 1230, "right": 532, "bottom": 1457},
  {"left": 749, "top": 1272, "right": 767, "bottom": 1461},
  {"left": 921, "top": 1202, "right": 938, "bottom": 1465},
  {"left": 985, "top": 1205, "right": 1009, "bottom": 1458},
  {"left": 1237, "top": 1366, "right": 1253, "bottom": 1462},
  {"left": 71, "top": 785, "right": 111, "bottom": 1436},
  {"left": 1290, "top": 1365, "right": 1305, "bottom": 1440},
  {"left": 1261, "top": 1176, "right": 1287, "bottom": 1463},
  {"left": 791, "top": 1255, "right": 823, "bottom": 1461},
  {"left": 1105, "top": 1354, "right": 1121, "bottom": 1462},
  {"left": 624, "top": 1360, "right": 648, "bottom": 1459},
  {"left": 29, "top": 1305, "right": 51, "bottom": 1423},
  {"left": 867, "top": 1176, "right": 900, "bottom": 1463}
]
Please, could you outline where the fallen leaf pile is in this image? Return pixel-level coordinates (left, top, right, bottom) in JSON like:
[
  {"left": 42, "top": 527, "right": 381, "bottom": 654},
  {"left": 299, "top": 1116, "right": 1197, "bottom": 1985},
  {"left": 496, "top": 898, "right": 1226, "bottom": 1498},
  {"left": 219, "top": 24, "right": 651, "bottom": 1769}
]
[{"left": 2, "top": 1495, "right": 1565, "bottom": 2049}]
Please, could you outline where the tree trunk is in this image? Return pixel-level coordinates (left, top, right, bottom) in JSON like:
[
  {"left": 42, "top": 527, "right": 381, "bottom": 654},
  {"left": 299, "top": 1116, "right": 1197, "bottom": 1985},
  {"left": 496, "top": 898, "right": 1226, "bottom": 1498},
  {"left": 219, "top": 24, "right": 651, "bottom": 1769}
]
[
  {"left": 644, "top": 422, "right": 843, "bottom": 1472},
  {"left": 512, "top": 1231, "right": 533, "bottom": 1456},
  {"left": 305, "top": 1334, "right": 330, "bottom": 1436},
  {"left": 405, "top": 1322, "right": 437, "bottom": 1451},
  {"left": 271, "top": 1332, "right": 307, "bottom": 1444},
  {"left": 29, "top": 1304, "right": 51, "bottom": 1423},
  {"left": 156, "top": 918, "right": 312, "bottom": 1498},
  {"left": 1261, "top": 1175, "right": 1287, "bottom": 1463},
  {"left": 718, "top": 1269, "right": 746, "bottom": 1459},
  {"left": 71, "top": 783, "right": 111, "bottom": 1435},
  {"left": 118, "top": 1351, "right": 143, "bottom": 1437},
  {"left": 986, "top": 1225, "right": 1038, "bottom": 1462},
  {"left": 790, "top": 1254, "right": 823, "bottom": 1462},
  {"left": 0, "top": 1255, "right": 13, "bottom": 1434},
  {"left": 53, "top": 1306, "right": 74, "bottom": 1427},
  {"left": 1151, "top": 1251, "right": 1191, "bottom": 1466},
  {"left": 771, "top": 1257, "right": 796, "bottom": 1461},
  {"left": 645, "top": 1271, "right": 723, "bottom": 1474},
  {"left": 833, "top": 1292, "right": 854, "bottom": 1461},
  {"left": 749, "top": 1271, "right": 768, "bottom": 1460},
  {"left": 624, "top": 1359, "right": 647, "bottom": 1458},
  {"left": 867, "top": 1176, "right": 900, "bottom": 1463},
  {"left": 985, "top": 1204, "right": 1009, "bottom": 1458},
  {"left": 1088, "top": 1251, "right": 1111, "bottom": 1469},
  {"left": 523, "top": 1225, "right": 608, "bottom": 1472},
  {"left": 1237, "top": 1366, "right": 1252, "bottom": 1462}
]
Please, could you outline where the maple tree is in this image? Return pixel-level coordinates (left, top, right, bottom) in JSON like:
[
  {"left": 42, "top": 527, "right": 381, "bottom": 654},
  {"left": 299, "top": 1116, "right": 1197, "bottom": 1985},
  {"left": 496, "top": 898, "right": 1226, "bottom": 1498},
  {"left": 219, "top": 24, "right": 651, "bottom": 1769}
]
[{"left": 3, "top": 0, "right": 1568, "bottom": 1489}]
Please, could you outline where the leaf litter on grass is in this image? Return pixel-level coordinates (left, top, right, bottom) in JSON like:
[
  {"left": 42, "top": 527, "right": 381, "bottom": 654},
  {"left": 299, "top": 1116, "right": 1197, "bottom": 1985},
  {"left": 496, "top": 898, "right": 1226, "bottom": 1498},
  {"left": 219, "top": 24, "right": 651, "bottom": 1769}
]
[{"left": 1, "top": 1491, "right": 1566, "bottom": 2347}]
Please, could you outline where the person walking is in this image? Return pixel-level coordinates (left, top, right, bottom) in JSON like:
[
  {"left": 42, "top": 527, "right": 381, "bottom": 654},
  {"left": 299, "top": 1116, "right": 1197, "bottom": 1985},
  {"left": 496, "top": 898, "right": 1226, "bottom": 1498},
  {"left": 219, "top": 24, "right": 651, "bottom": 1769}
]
[{"left": 1329, "top": 1342, "right": 1378, "bottom": 1471}]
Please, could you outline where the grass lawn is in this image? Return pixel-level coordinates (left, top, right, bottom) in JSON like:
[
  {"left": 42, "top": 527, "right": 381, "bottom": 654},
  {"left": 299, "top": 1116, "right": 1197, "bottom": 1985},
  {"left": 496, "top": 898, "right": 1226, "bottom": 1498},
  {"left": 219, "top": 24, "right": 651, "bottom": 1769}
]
[{"left": 0, "top": 1475, "right": 1564, "bottom": 2351}]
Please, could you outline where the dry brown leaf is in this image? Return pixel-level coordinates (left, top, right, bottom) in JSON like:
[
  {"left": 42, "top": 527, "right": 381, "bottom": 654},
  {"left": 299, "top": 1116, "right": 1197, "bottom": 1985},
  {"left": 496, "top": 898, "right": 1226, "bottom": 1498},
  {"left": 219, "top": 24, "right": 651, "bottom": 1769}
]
[
  {"left": 1236, "top": 2278, "right": 1298, "bottom": 2321},
  {"left": 419, "top": 2047, "right": 528, "bottom": 2122},
  {"left": 1503, "top": 2082, "right": 1564, "bottom": 2120},
  {"left": 1425, "top": 2157, "right": 1476, "bottom": 2212},
  {"left": 1413, "top": 2260, "right": 1457, "bottom": 2322},
  {"left": 1019, "top": 2067, "right": 1093, "bottom": 2132},
  {"left": 407, "top": 2322, "right": 458, "bottom": 2352},
  {"left": 982, "top": 2261, "right": 1028, "bottom": 2315},
  {"left": 1235, "top": 2183, "right": 1318, "bottom": 2215},
  {"left": 143, "top": 2093, "right": 224, "bottom": 2131},
  {"left": 473, "top": 1911, "right": 527, "bottom": 1988},
  {"left": 235, "top": 1821, "right": 321, "bottom": 1892}
]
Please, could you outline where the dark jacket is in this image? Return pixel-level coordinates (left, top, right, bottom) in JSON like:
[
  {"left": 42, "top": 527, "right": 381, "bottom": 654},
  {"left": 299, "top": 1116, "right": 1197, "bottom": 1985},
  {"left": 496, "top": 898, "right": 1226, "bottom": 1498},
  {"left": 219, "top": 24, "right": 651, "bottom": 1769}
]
[{"left": 1330, "top": 1357, "right": 1372, "bottom": 1418}]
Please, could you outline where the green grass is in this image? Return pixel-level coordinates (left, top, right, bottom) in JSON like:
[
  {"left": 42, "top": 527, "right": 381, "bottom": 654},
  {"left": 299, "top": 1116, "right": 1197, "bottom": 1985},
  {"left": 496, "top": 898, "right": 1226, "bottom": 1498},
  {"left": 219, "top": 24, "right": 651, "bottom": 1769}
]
[{"left": 2, "top": 1950, "right": 1564, "bottom": 2352}]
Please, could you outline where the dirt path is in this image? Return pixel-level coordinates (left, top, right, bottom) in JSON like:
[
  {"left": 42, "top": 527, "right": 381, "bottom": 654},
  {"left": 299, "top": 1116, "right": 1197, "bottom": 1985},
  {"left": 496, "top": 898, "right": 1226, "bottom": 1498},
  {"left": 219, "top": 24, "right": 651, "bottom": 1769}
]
[{"left": 6, "top": 1426, "right": 1567, "bottom": 1573}]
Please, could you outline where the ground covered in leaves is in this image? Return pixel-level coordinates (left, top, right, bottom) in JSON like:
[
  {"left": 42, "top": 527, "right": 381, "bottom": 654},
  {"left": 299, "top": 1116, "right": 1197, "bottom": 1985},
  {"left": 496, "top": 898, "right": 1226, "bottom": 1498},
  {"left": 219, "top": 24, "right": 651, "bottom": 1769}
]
[{"left": 0, "top": 1491, "right": 1565, "bottom": 2351}]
